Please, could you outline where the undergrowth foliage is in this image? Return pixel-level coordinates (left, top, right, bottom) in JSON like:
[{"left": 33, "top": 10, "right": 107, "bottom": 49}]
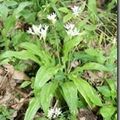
[{"left": 0, "top": 0, "right": 117, "bottom": 120}]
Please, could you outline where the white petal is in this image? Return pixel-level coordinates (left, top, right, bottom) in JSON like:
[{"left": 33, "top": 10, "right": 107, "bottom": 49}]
[
  {"left": 71, "top": 6, "right": 80, "bottom": 16},
  {"left": 32, "top": 25, "right": 40, "bottom": 35},
  {"left": 27, "top": 28, "right": 35, "bottom": 35},
  {"left": 47, "top": 12, "right": 57, "bottom": 24},
  {"left": 47, "top": 109, "right": 54, "bottom": 119},
  {"left": 38, "top": 24, "right": 42, "bottom": 30},
  {"left": 65, "top": 23, "right": 75, "bottom": 30},
  {"left": 39, "top": 25, "right": 49, "bottom": 40}
]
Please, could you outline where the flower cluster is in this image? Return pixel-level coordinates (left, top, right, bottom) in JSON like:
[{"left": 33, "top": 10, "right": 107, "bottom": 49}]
[
  {"left": 47, "top": 107, "right": 61, "bottom": 119},
  {"left": 64, "top": 23, "right": 79, "bottom": 37},
  {"left": 27, "top": 24, "right": 49, "bottom": 40},
  {"left": 47, "top": 12, "right": 57, "bottom": 24},
  {"left": 27, "top": 12, "right": 57, "bottom": 40},
  {"left": 71, "top": 6, "right": 80, "bottom": 16},
  {"left": 27, "top": 12, "right": 80, "bottom": 40}
]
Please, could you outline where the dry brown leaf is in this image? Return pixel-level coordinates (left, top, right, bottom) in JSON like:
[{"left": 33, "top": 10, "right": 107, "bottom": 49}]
[
  {"left": 82, "top": 71, "right": 104, "bottom": 86},
  {"left": 13, "top": 71, "right": 30, "bottom": 81},
  {"left": 3, "top": 64, "right": 14, "bottom": 75},
  {"left": 78, "top": 109, "right": 97, "bottom": 120},
  {"left": 0, "top": 64, "right": 29, "bottom": 107},
  {"left": 3, "top": 64, "right": 30, "bottom": 82},
  {"left": 0, "top": 90, "right": 12, "bottom": 105},
  {"left": 71, "top": 61, "right": 79, "bottom": 68}
]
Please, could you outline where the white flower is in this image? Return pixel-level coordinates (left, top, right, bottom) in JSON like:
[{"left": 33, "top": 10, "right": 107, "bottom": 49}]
[
  {"left": 27, "top": 24, "right": 49, "bottom": 40},
  {"left": 48, "top": 108, "right": 54, "bottom": 119},
  {"left": 54, "top": 108, "right": 61, "bottom": 117},
  {"left": 47, "top": 12, "right": 57, "bottom": 24},
  {"left": 27, "top": 27, "right": 35, "bottom": 35},
  {"left": 71, "top": 61, "right": 79, "bottom": 68},
  {"left": 71, "top": 6, "right": 80, "bottom": 16},
  {"left": 70, "top": 27, "right": 79, "bottom": 36},
  {"left": 32, "top": 24, "right": 42, "bottom": 36},
  {"left": 39, "top": 25, "right": 49, "bottom": 40},
  {"left": 64, "top": 23, "right": 79, "bottom": 37},
  {"left": 27, "top": 24, "right": 41, "bottom": 36},
  {"left": 65, "top": 23, "right": 75, "bottom": 30},
  {"left": 48, "top": 107, "right": 61, "bottom": 119}
]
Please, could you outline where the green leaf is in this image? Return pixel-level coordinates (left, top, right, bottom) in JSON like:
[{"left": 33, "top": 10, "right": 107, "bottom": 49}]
[
  {"left": 107, "top": 0, "right": 116, "bottom": 10},
  {"left": 84, "top": 25, "right": 97, "bottom": 31},
  {"left": 0, "top": 115, "right": 6, "bottom": 120},
  {"left": 58, "top": 7, "right": 70, "bottom": 13},
  {"left": 106, "top": 79, "right": 116, "bottom": 91},
  {"left": 0, "top": 50, "right": 41, "bottom": 65},
  {"left": 20, "top": 42, "right": 54, "bottom": 65},
  {"left": 13, "top": 1, "right": 32, "bottom": 17},
  {"left": 85, "top": 48, "right": 100, "bottom": 57},
  {"left": 40, "top": 82, "right": 58, "bottom": 114},
  {"left": 88, "top": 0, "right": 97, "bottom": 22},
  {"left": 73, "top": 62, "right": 110, "bottom": 73},
  {"left": 69, "top": 75, "right": 102, "bottom": 107},
  {"left": 97, "top": 86, "right": 111, "bottom": 97},
  {"left": 63, "top": 32, "right": 86, "bottom": 63},
  {"left": 100, "top": 105, "right": 116, "bottom": 120},
  {"left": 88, "top": 0, "right": 97, "bottom": 13},
  {"left": 0, "top": 4, "right": 9, "bottom": 19},
  {"left": 106, "top": 79, "right": 116, "bottom": 99},
  {"left": 4, "top": 1, "right": 18, "bottom": 7},
  {"left": 81, "top": 62, "right": 109, "bottom": 71},
  {"left": 85, "top": 48, "right": 106, "bottom": 64},
  {"left": 2, "top": 16, "right": 16, "bottom": 37},
  {"left": 34, "top": 65, "right": 60, "bottom": 91},
  {"left": 107, "top": 47, "right": 117, "bottom": 65},
  {"left": 61, "top": 82, "right": 78, "bottom": 115},
  {"left": 21, "top": 10, "right": 36, "bottom": 23},
  {"left": 70, "top": 75, "right": 92, "bottom": 107},
  {"left": 72, "top": 51, "right": 95, "bottom": 62},
  {"left": 20, "top": 81, "right": 31, "bottom": 88},
  {"left": 20, "top": 42, "right": 42, "bottom": 58},
  {"left": 24, "top": 97, "right": 40, "bottom": 120},
  {"left": 50, "top": 0, "right": 58, "bottom": 4},
  {"left": 35, "top": 117, "right": 48, "bottom": 120},
  {"left": 63, "top": 13, "right": 73, "bottom": 23}
]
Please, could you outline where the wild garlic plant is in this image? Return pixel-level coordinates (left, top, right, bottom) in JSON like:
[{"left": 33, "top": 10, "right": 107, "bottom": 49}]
[{"left": 0, "top": 1, "right": 117, "bottom": 120}]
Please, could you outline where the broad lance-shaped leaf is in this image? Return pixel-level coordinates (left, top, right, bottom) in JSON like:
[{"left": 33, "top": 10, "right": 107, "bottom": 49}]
[
  {"left": 20, "top": 42, "right": 43, "bottom": 58},
  {"left": 97, "top": 86, "right": 111, "bottom": 97},
  {"left": 81, "top": 62, "right": 109, "bottom": 71},
  {"left": 0, "top": 50, "right": 41, "bottom": 65},
  {"left": 73, "top": 62, "right": 110, "bottom": 74},
  {"left": 34, "top": 65, "right": 60, "bottom": 91},
  {"left": 85, "top": 48, "right": 106, "bottom": 64},
  {"left": 88, "top": 0, "right": 97, "bottom": 22},
  {"left": 106, "top": 79, "right": 116, "bottom": 92},
  {"left": 40, "top": 82, "right": 58, "bottom": 114},
  {"left": 61, "top": 81, "right": 78, "bottom": 115},
  {"left": 13, "top": 1, "right": 32, "bottom": 16},
  {"left": 20, "top": 42, "right": 54, "bottom": 65},
  {"left": 100, "top": 105, "right": 116, "bottom": 120},
  {"left": 88, "top": 0, "right": 97, "bottom": 13},
  {"left": 69, "top": 75, "right": 93, "bottom": 108},
  {"left": 69, "top": 75, "right": 102, "bottom": 107},
  {"left": 24, "top": 97, "right": 40, "bottom": 120},
  {"left": 58, "top": 7, "right": 70, "bottom": 13},
  {"left": 63, "top": 32, "right": 86, "bottom": 63}
]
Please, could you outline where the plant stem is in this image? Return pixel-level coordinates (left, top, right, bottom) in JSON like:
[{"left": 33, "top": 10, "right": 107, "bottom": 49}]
[{"left": 53, "top": 100, "right": 58, "bottom": 109}]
